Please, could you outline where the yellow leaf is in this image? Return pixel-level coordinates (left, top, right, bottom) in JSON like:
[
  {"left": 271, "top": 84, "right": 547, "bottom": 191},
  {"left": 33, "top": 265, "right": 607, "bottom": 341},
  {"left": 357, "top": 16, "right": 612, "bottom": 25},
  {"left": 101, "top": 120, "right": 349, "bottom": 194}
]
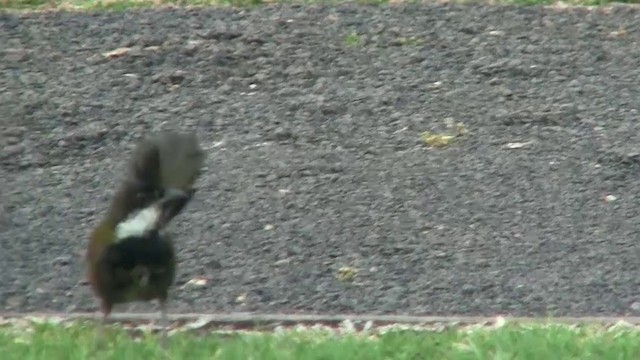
[
  {"left": 420, "top": 132, "right": 454, "bottom": 148},
  {"left": 337, "top": 266, "right": 358, "bottom": 282},
  {"left": 102, "top": 47, "right": 131, "bottom": 59}
]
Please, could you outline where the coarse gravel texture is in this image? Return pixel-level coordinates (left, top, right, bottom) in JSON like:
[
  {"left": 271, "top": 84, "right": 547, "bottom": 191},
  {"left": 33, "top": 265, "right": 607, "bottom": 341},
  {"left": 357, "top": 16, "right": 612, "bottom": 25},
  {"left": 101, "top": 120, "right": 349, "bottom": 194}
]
[{"left": 3, "top": 3, "right": 640, "bottom": 317}]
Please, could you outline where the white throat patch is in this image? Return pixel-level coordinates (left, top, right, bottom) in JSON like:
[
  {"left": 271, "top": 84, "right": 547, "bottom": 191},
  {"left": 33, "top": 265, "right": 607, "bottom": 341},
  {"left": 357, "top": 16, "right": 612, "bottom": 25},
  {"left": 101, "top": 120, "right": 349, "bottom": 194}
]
[{"left": 115, "top": 206, "right": 161, "bottom": 240}]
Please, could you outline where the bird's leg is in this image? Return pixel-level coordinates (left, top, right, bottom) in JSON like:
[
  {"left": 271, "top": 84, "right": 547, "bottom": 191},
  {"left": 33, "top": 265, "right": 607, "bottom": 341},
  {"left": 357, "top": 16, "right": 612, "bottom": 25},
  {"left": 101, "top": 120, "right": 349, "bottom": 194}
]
[
  {"left": 101, "top": 301, "right": 112, "bottom": 338},
  {"left": 158, "top": 298, "right": 169, "bottom": 349},
  {"left": 95, "top": 301, "right": 112, "bottom": 350}
]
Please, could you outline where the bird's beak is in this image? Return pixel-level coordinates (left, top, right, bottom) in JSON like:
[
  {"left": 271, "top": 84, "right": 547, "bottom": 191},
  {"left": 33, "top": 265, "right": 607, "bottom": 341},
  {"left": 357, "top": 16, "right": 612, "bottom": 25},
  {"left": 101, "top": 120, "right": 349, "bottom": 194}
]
[{"left": 157, "top": 188, "right": 192, "bottom": 227}]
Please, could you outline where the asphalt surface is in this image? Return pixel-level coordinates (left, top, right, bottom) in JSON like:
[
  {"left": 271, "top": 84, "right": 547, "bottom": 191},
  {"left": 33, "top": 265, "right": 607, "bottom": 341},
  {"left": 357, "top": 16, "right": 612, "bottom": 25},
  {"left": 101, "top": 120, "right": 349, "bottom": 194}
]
[{"left": 3, "top": 3, "right": 640, "bottom": 317}]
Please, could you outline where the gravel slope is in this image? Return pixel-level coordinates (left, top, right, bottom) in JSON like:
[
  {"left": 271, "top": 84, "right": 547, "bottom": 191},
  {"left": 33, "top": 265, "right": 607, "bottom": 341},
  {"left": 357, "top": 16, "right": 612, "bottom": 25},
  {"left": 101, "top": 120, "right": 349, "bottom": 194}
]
[{"left": 3, "top": 3, "right": 640, "bottom": 316}]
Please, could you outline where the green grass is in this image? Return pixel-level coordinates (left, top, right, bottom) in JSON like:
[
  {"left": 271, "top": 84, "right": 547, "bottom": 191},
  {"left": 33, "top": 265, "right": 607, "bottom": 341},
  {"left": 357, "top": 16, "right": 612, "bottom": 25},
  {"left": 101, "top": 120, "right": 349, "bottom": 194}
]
[
  {"left": 2, "top": 320, "right": 640, "bottom": 359},
  {"left": 2, "top": 0, "right": 640, "bottom": 12},
  {"left": 343, "top": 31, "right": 363, "bottom": 47}
]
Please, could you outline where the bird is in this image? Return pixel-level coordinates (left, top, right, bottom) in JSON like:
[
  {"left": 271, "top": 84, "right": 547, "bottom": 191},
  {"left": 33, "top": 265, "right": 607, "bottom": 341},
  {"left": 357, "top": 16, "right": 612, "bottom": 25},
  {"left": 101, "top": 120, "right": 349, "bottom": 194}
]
[{"left": 86, "top": 130, "right": 206, "bottom": 346}]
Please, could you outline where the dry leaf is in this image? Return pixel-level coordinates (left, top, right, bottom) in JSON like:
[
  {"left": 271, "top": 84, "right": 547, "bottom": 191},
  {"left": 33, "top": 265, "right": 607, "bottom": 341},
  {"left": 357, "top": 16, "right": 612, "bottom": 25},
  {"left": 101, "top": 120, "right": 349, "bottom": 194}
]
[
  {"left": 454, "top": 122, "right": 468, "bottom": 137},
  {"left": 504, "top": 141, "right": 533, "bottom": 149},
  {"left": 325, "top": 14, "right": 339, "bottom": 22},
  {"left": 183, "top": 317, "right": 213, "bottom": 330},
  {"left": 102, "top": 47, "right": 131, "bottom": 59},
  {"left": 420, "top": 132, "right": 454, "bottom": 148},
  {"left": 428, "top": 81, "right": 443, "bottom": 90},
  {"left": 274, "top": 258, "right": 291, "bottom": 266},
  {"left": 337, "top": 266, "right": 358, "bottom": 282},
  {"left": 608, "top": 29, "right": 627, "bottom": 38},
  {"left": 185, "top": 277, "right": 207, "bottom": 287}
]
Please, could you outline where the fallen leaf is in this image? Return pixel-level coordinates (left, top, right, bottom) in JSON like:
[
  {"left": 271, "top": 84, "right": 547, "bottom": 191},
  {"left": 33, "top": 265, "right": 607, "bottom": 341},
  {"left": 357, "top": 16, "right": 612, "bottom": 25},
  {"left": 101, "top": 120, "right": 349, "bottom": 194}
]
[
  {"left": 236, "top": 293, "right": 247, "bottom": 303},
  {"left": 274, "top": 258, "right": 291, "bottom": 266},
  {"left": 183, "top": 317, "right": 213, "bottom": 330},
  {"left": 340, "top": 319, "right": 356, "bottom": 333},
  {"left": 608, "top": 29, "right": 627, "bottom": 38},
  {"left": 337, "top": 266, "right": 358, "bottom": 282},
  {"left": 102, "top": 47, "right": 131, "bottom": 59},
  {"left": 325, "top": 14, "right": 339, "bottom": 22},
  {"left": 185, "top": 277, "right": 207, "bottom": 287},
  {"left": 454, "top": 122, "right": 468, "bottom": 137},
  {"left": 420, "top": 131, "right": 454, "bottom": 148},
  {"left": 504, "top": 141, "right": 533, "bottom": 149},
  {"left": 428, "top": 81, "right": 443, "bottom": 90}
]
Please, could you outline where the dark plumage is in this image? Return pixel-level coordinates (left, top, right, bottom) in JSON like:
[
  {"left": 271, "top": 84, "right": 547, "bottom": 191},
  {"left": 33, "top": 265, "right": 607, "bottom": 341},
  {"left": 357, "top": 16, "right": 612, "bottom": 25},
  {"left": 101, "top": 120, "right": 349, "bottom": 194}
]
[{"left": 86, "top": 131, "right": 206, "bottom": 346}]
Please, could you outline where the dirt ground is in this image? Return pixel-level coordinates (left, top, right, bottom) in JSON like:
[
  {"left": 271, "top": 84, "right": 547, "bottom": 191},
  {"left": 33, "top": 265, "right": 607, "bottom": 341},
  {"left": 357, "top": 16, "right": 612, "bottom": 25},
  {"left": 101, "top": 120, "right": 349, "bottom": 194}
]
[{"left": 3, "top": 3, "right": 640, "bottom": 317}]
